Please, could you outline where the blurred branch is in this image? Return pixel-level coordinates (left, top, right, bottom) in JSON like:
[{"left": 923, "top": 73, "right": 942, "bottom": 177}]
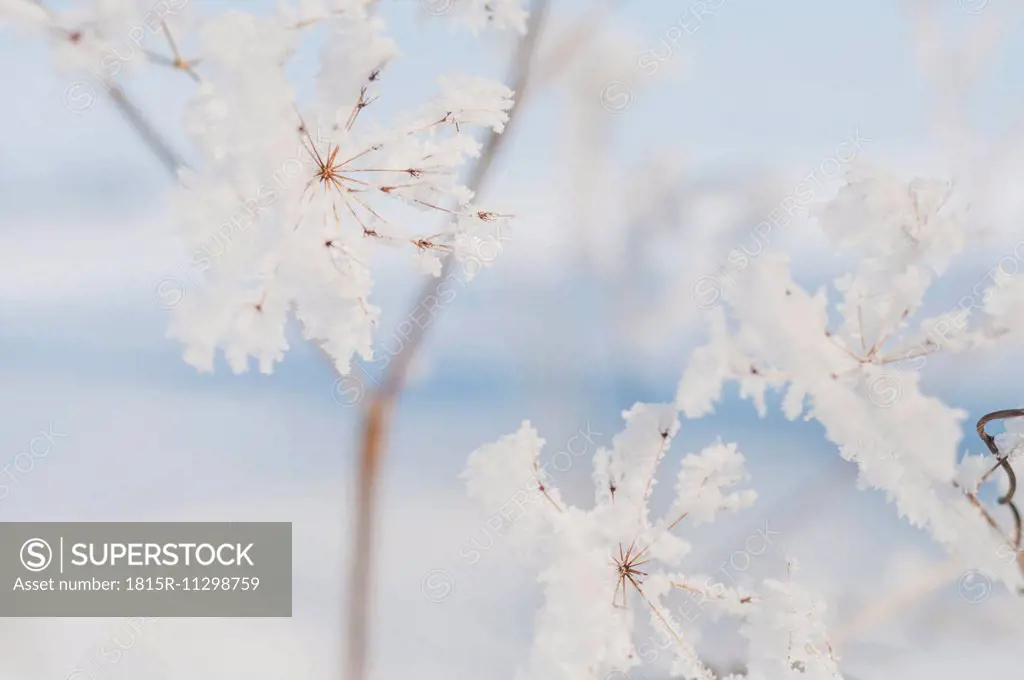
[
  {"left": 533, "top": 0, "right": 626, "bottom": 89},
  {"left": 831, "top": 559, "right": 964, "bottom": 650},
  {"left": 33, "top": 0, "right": 187, "bottom": 176},
  {"left": 104, "top": 82, "right": 188, "bottom": 176},
  {"left": 904, "top": 0, "right": 1016, "bottom": 178},
  {"left": 344, "top": 3, "right": 556, "bottom": 679}
]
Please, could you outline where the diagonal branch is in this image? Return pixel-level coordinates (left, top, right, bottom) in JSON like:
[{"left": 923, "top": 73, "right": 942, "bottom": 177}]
[
  {"left": 31, "top": 0, "right": 186, "bottom": 176},
  {"left": 104, "top": 82, "right": 188, "bottom": 177}
]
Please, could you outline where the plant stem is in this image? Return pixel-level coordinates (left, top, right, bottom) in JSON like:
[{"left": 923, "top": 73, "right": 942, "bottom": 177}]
[{"left": 343, "top": 3, "right": 554, "bottom": 679}]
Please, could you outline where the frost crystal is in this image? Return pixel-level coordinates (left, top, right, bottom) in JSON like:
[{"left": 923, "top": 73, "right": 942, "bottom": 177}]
[
  {"left": 677, "top": 164, "right": 1024, "bottom": 593},
  {"left": 464, "top": 404, "right": 843, "bottom": 680},
  {"left": 2, "top": 0, "right": 520, "bottom": 376},
  {"left": 167, "top": 6, "right": 516, "bottom": 374}
]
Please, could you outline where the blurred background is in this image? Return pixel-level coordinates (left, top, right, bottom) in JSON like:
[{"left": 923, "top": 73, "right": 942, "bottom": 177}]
[{"left": 2, "top": 0, "right": 1024, "bottom": 678}]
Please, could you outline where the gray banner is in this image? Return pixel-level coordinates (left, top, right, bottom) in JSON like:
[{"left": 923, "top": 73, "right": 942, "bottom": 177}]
[{"left": 0, "top": 522, "right": 291, "bottom": 616}]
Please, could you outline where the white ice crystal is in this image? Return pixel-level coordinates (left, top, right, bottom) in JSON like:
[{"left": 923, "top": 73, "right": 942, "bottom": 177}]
[
  {"left": 741, "top": 563, "right": 841, "bottom": 680},
  {"left": 677, "top": 164, "right": 1024, "bottom": 594},
  {"left": 464, "top": 403, "right": 843, "bottom": 680},
  {"left": 2, "top": 0, "right": 519, "bottom": 376},
  {"left": 670, "top": 441, "right": 758, "bottom": 526},
  {"left": 163, "top": 7, "right": 514, "bottom": 374},
  {"left": 994, "top": 416, "right": 1024, "bottom": 462}
]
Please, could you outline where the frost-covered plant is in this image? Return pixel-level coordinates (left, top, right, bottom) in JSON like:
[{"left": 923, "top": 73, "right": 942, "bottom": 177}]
[
  {"left": 171, "top": 34, "right": 514, "bottom": 373},
  {"left": 12, "top": 1, "right": 1024, "bottom": 679},
  {"left": 677, "top": 163, "right": 1024, "bottom": 591},
  {"left": 464, "top": 404, "right": 843, "bottom": 680},
  {"left": 1, "top": 0, "right": 522, "bottom": 375},
  {"left": 461, "top": 162, "right": 1024, "bottom": 679}
]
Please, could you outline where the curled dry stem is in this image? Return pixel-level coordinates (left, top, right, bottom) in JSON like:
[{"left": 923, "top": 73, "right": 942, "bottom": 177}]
[{"left": 976, "top": 408, "right": 1024, "bottom": 548}]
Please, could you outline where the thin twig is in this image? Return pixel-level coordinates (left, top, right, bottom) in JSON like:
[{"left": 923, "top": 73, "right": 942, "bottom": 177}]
[
  {"left": 105, "top": 83, "right": 187, "bottom": 177},
  {"left": 157, "top": 19, "right": 201, "bottom": 82},
  {"left": 533, "top": 462, "right": 565, "bottom": 513},
  {"left": 670, "top": 580, "right": 757, "bottom": 605},
  {"left": 642, "top": 428, "right": 673, "bottom": 506},
  {"left": 665, "top": 511, "right": 689, "bottom": 532},
  {"left": 31, "top": 0, "right": 186, "bottom": 176},
  {"left": 633, "top": 580, "right": 714, "bottom": 679}
]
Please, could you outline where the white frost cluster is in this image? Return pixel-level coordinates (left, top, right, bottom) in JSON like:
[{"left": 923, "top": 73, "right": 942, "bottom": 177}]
[
  {"left": 463, "top": 403, "right": 842, "bottom": 680},
  {"left": 677, "top": 163, "right": 1024, "bottom": 593},
  {"left": 174, "top": 19, "right": 511, "bottom": 372},
  {"left": 3, "top": 0, "right": 522, "bottom": 375},
  {"left": 671, "top": 441, "right": 758, "bottom": 526},
  {"left": 170, "top": 7, "right": 516, "bottom": 374},
  {"left": 741, "top": 563, "right": 841, "bottom": 680},
  {"left": 995, "top": 417, "right": 1024, "bottom": 462}
]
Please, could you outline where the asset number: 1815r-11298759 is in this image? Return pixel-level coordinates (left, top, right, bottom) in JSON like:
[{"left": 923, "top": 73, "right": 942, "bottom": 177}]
[{"left": 124, "top": 576, "right": 259, "bottom": 591}]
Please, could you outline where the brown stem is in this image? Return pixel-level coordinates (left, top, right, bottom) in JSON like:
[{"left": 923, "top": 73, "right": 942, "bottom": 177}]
[
  {"left": 343, "top": 3, "right": 553, "bottom": 679},
  {"left": 632, "top": 581, "right": 714, "bottom": 679},
  {"left": 977, "top": 409, "right": 1024, "bottom": 506},
  {"left": 976, "top": 409, "right": 1024, "bottom": 551},
  {"left": 666, "top": 511, "right": 689, "bottom": 532},
  {"left": 533, "top": 463, "right": 565, "bottom": 513}
]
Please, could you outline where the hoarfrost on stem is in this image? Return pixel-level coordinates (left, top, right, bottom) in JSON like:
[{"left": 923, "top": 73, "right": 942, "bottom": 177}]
[
  {"left": 1, "top": 0, "right": 523, "bottom": 376},
  {"left": 170, "top": 6, "right": 516, "bottom": 374},
  {"left": 676, "top": 164, "right": 1024, "bottom": 593},
  {"left": 463, "top": 404, "right": 843, "bottom": 680}
]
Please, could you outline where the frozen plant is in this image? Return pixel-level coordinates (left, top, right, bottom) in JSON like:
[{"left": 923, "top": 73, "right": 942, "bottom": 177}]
[
  {"left": 170, "top": 26, "right": 514, "bottom": 373},
  {"left": 464, "top": 403, "right": 843, "bottom": 680},
  {"left": 0, "top": 0, "right": 524, "bottom": 375},
  {"left": 677, "top": 162, "right": 1024, "bottom": 593}
]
